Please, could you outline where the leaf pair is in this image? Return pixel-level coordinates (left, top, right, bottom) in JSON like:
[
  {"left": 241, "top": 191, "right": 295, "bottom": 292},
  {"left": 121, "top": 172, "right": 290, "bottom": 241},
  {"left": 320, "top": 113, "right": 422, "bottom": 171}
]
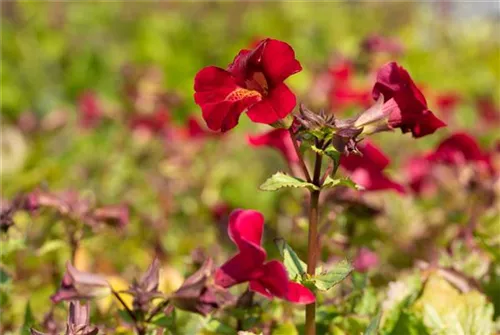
[
  {"left": 260, "top": 172, "right": 362, "bottom": 192},
  {"left": 275, "top": 239, "right": 353, "bottom": 292}
]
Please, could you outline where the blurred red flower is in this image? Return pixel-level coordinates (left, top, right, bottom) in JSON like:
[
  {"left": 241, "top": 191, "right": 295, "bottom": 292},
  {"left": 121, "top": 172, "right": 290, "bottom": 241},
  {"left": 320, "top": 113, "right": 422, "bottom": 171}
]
[
  {"left": 194, "top": 38, "right": 302, "bottom": 132},
  {"left": 129, "top": 106, "right": 170, "bottom": 134},
  {"left": 247, "top": 128, "right": 299, "bottom": 166},
  {"left": 340, "top": 142, "right": 406, "bottom": 194},
  {"left": 360, "top": 34, "right": 404, "bottom": 55},
  {"left": 329, "top": 59, "right": 371, "bottom": 110},
  {"left": 78, "top": 91, "right": 102, "bottom": 129},
  {"left": 429, "top": 132, "right": 490, "bottom": 166},
  {"left": 353, "top": 247, "right": 379, "bottom": 273},
  {"left": 215, "top": 209, "right": 315, "bottom": 304},
  {"left": 373, "top": 62, "right": 446, "bottom": 138},
  {"left": 406, "top": 132, "right": 494, "bottom": 194},
  {"left": 435, "top": 92, "right": 461, "bottom": 120},
  {"left": 476, "top": 96, "right": 500, "bottom": 124}
]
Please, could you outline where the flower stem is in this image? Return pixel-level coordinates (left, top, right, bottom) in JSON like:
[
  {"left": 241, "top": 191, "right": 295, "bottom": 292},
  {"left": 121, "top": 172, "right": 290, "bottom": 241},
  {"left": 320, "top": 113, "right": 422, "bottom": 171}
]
[
  {"left": 305, "top": 150, "right": 323, "bottom": 335},
  {"left": 112, "top": 289, "right": 145, "bottom": 335},
  {"left": 289, "top": 128, "right": 312, "bottom": 183}
]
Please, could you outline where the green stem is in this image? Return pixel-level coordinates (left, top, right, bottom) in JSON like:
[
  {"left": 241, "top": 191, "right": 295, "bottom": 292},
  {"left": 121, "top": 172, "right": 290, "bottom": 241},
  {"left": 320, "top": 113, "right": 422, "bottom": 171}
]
[
  {"left": 112, "top": 290, "right": 144, "bottom": 335},
  {"left": 289, "top": 128, "right": 312, "bottom": 183},
  {"left": 305, "top": 150, "right": 323, "bottom": 335}
]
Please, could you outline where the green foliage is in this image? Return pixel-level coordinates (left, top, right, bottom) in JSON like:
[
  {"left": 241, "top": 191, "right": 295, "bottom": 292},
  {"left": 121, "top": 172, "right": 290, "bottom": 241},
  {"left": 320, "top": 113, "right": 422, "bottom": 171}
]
[
  {"left": 321, "top": 176, "right": 362, "bottom": 190},
  {"left": 259, "top": 172, "right": 319, "bottom": 191},
  {"left": 275, "top": 238, "right": 307, "bottom": 281},
  {"left": 313, "top": 260, "right": 353, "bottom": 291},
  {"left": 21, "top": 302, "right": 35, "bottom": 335},
  {"left": 364, "top": 311, "right": 382, "bottom": 335}
]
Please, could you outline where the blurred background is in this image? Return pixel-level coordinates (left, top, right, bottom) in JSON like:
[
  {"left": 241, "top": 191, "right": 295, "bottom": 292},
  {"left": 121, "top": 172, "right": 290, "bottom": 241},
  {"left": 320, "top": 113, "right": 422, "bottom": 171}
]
[{"left": 1, "top": 1, "right": 500, "bottom": 334}]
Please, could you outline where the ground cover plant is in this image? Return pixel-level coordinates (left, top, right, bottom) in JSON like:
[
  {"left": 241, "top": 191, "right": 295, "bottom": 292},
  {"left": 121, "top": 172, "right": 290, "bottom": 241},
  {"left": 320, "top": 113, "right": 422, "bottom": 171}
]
[{"left": 1, "top": 2, "right": 499, "bottom": 335}]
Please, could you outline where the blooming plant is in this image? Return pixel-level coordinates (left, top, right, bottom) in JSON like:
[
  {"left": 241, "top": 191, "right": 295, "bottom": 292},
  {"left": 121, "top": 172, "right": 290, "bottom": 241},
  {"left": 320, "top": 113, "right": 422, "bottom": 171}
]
[
  {"left": 2, "top": 5, "right": 499, "bottom": 334},
  {"left": 193, "top": 37, "right": 448, "bottom": 335}
]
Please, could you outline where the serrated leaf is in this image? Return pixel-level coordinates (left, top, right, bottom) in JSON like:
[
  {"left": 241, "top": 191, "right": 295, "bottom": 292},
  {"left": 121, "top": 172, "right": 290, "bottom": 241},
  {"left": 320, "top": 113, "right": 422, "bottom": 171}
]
[
  {"left": 259, "top": 172, "right": 318, "bottom": 191},
  {"left": 275, "top": 238, "right": 307, "bottom": 281},
  {"left": 314, "top": 260, "right": 353, "bottom": 291},
  {"left": 364, "top": 311, "right": 382, "bottom": 335},
  {"left": 322, "top": 176, "right": 363, "bottom": 190}
]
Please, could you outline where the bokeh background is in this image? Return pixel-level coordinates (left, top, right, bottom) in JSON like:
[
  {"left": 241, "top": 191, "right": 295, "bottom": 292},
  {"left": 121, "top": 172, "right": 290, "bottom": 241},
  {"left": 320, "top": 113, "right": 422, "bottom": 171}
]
[{"left": 1, "top": 1, "right": 500, "bottom": 334}]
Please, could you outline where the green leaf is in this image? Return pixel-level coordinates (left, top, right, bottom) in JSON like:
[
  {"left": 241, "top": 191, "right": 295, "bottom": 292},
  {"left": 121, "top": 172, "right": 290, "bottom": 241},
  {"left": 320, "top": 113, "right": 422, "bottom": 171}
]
[
  {"left": 311, "top": 145, "right": 324, "bottom": 155},
  {"left": 322, "top": 176, "right": 363, "bottom": 190},
  {"left": 118, "top": 309, "right": 134, "bottom": 323},
  {"left": 151, "top": 314, "right": 175, "bottom": 328},
  {"left": 314, "top": 260, "right": 353, "bottom": 291},
  {"left": 324, "top": 146, "right": 341, "bottom": 168},
  {"left": 203, "top": 318, "right": 234, "bottom": 335},
  {"left": 388, "top": 311, "right": 429, "bottom": 335},
  {"left": 364, "top": 311, "right": 382, "bottom": 335},
  {"left": 37, "top": 239, "right": 68, "bottom": 256},
  {"left": 272, "top": 322, "right": 298, "bottom": 335},
  {"left": 0, "top": 268, "right": 10, "bottom": 285},
  {"left": 275, "top": 238, "right": 307, "bottom": 281},
  {"left": 21, "top": 301, "right": 35, "bottom": 335},
  {"left": 259, "top": 172, "right": 318, "bottom": 191}
]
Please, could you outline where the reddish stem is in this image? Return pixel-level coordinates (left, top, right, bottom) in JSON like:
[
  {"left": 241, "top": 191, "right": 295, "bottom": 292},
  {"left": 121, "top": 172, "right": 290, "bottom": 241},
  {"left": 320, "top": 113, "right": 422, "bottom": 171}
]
[{"left": 305, "top": 150, "right": 323, "bottom": 335}]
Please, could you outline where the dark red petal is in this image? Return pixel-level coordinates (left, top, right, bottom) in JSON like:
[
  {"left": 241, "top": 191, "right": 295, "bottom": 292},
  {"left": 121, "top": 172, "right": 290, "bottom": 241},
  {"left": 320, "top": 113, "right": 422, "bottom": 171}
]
[
  {"left": 194, "top": 66, "right": 238, "bottom": 100},
  {"left": 405, "top": 154, "right": 434, "bottom": 194},
  {"left": 260, "top": 39, "right": 302, "bottom": 85},
  {"left": 373, "top": 62, "right": 445, "bottom": 138},
  {"left": 409, "top": 110, "right": 446, "bottom": 138},
  {"left": 227, "top": 209, "right": 264, "bottom": 250},
  {"left": 215, "top": 250, "right": 266, "bottom": 288},
  {"left": 430, "top": 132, "right": 487, "bottom": 164},
  {"left": 350, "top": 168, "right": 406, "bottom": 194},
  {"left": 285, "top": 281, "right": 315, "bottom": 304},
  {"left": 361, "top": 142, "right": 391, "bottom": 170},
  {"left": 341, "top": 142, "right": 389, "bottom": 172},
  {"left": 246, "top": 83, "right": 296, "bottom": 124},
  {"left": 194, "top": 67, "right": 260, "bottom": 131},
  {"left": 250, "top": 260, "right": 289, "bottom": 299},
  {"left": 249, "top": 280, "right": 273, "bottom": 299},
  {"left": 341, "top": 143, "right": 405, "bottom": 194},
  {"left": 247, "top": 129, "right": 299, "bottom": 164}
]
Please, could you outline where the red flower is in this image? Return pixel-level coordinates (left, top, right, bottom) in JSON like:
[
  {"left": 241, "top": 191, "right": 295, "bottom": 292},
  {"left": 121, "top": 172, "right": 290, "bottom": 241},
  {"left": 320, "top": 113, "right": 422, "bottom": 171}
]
[
  {"left": 78, "top": 91, "right": 102, "bottom": 129},
  {"left": 215, "top": 210, "right": 315, "bottom": 304},
  {"left": 340, "top": 142, "right": 405, "bottom": 194},
  {"left": 129, "top": 106, "right": 170, "bottom": 134},
  {"left": 372, "top": 62, "right": 446, "bottom": 138},
  {"left": 361, "top": 34, "right": 404, "bottom": 55},
  {"left": 352, "top": 248, "right": 379, "bottom": 273},
  {"left": 435, "top": 92, "right": 461, "bottom": 119},
  {"left": 247, "top": 129, "right": 299, "bottom": 166},
  {"left": 476, "top": 96, "right": 500, "bottom": 124},
  {"left": 406, "top": 132, "right": 494, "bottom": 194},
  {"left": 405, "top": 155, "right": 434, "bottom": 194},
  {"left": 194, "top": 39, "right": 302, "bottom": 132},
  {"left": 428, "top": 132, "right": 491, "bottom": 168},
  {"left": 329, "top": 60, "right": 371, "bottom": 110},
  {"left": 185, "top": 116, "right": 213, "bottom": 139}
]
